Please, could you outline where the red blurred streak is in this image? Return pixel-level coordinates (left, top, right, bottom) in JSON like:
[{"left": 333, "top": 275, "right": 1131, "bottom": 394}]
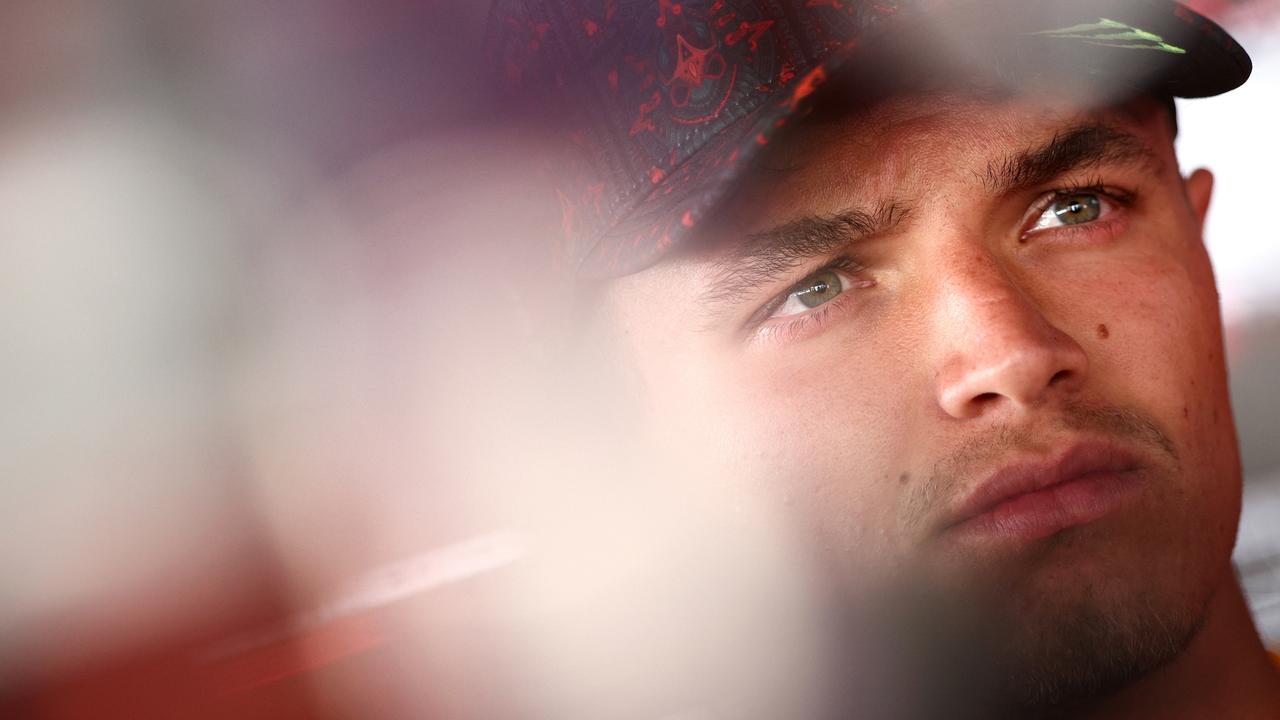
[
  {"left": 1185, "top": 0, "right": 1280, "bottom": 25},
  {"left": 207, "top": 614, "right": 389, "bottom": 697},
  {"left": 1185, "top": 0, "right": 1231, "bottom": 14}
]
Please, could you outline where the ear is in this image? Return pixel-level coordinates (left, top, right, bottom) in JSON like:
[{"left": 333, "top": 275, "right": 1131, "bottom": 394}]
[{"left": 1184, "top": 168, "right": 1214, "bottom": 233}]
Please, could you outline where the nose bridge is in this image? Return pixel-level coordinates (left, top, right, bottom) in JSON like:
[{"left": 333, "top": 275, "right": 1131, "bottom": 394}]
[
  {"left": 941, "top": 246, "right": 1041, "bottom": 342},
  {"left": 931, "top": 242, "right": 1087, "bottom": 419}
]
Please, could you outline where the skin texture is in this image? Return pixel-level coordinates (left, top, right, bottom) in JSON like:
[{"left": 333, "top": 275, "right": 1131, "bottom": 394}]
[{"left": 588, "top": 91, "right": 1280, "bottom": 716}]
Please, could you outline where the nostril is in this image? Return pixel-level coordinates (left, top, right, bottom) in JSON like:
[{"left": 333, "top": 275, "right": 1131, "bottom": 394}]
[
  {"left": 1049, "top": 369, "right": 1073, "bottom": 386},
  {"left": 974, "top": 392, "right": 1000, "bottom": 406}
]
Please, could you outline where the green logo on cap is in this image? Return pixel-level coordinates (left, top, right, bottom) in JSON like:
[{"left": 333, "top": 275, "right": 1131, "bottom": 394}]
[{"left": 1034, "top": 17, "right": 1186, "bottom": 55}]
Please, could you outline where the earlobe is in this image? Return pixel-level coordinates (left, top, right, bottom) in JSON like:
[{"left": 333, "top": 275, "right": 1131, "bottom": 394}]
[{"left": 1184, "top": 168, "right": 1215, "bottom": 232}]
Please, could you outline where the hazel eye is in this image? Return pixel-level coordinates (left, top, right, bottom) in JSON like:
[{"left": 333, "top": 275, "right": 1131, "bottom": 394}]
[
  {"left": 1028, "top": 192, "right": 1110, "bottom": 233},
  {"left": 772, "top": 269, "right": 845, "bottom": 317},
  {"left": 1052, "top": 194, "right": 1102, "bottom": 225}
]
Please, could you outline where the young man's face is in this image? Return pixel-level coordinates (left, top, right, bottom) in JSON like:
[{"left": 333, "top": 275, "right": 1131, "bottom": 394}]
[{"left": 594, "top": 90, "right": 1242, "bottom": 704}]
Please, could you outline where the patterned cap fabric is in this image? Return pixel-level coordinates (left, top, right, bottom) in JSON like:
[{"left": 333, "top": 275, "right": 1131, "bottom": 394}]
[{"left": 486, "top": 0, "right": 1251, "bottom": 277}]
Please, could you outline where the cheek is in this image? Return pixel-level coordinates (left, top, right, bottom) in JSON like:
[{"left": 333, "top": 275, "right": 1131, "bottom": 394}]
[
  {"left": 1080, "top": 253, "right": 1227, "bottom": 431},
  {"left": 685, "top": 343, "right": 924, "bottom": 556},
  {"left": 1068, "top": 249, "right": 1240, "bottom": 531}
]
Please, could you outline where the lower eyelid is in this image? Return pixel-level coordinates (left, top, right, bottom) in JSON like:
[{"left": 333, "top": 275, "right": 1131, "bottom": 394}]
[
  {"left": 753, "top": 304, "right": 834, "bottom": 344},
  {"left": 1021, "top": 210, "right": 1128, "bottom": 245}
]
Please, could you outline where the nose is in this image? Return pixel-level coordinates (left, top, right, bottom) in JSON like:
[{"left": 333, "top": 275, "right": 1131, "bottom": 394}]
[{"left": 932, "top": 248, "right": 1088, "bottom": 420}]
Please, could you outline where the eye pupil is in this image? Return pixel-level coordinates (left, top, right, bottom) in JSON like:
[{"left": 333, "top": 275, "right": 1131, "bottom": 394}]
[
  {"left": 795, "top": 270, "right": 843, "bottom": 309},
  {"left": 1053, "top": 193, "right": 1101, "bottom": 225}
]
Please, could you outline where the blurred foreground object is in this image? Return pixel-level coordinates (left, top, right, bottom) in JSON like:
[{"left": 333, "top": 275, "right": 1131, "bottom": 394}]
[{"left": 3, "top": 0, "right": 1280, "bottom": 718}]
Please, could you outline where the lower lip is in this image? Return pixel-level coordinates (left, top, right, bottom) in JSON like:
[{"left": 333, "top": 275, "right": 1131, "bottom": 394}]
[{"left": 949, "top": 470, "right": 1144, "bottom": 543}]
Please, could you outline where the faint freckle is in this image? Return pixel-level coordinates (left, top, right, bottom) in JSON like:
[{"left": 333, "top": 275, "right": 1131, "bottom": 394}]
[
  {"left": 1096, "top": 323, "right": 1110, "bottom": 340},
  {"left": 1183, "top": 406, "right": 1189, "bottom": 419},
  {"left": 898, "top": 472, "right": 910, "bottom": 485}
]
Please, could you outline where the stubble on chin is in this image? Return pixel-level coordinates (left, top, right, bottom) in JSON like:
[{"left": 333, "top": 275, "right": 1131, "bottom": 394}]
[
  {"left": 985, "top": 571, "right": 1210, "bottom": 713},
  {"left": 819, "top": 554, "right": 1214, "bottom": 719},
  {"left": 851, "top": 399, "right": 1214, "bottom": 713}
]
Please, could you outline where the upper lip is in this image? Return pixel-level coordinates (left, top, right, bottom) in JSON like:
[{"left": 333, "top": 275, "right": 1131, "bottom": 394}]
[{"left": 942, "top": 440, "right": 1145, "bottom": 531}]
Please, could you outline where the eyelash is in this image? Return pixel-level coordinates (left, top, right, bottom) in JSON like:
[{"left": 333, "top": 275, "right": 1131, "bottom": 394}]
[
  {"left": 754, "top": 298, "right": 845, "bottom": 344},
  {"left": 1021, "top": 179, "right": 1136, "bottom": 240},
  {"left": 750, "top": 255, "right": 871, "bottom": 344},
  {"left": 747, "top": 180, "right": 1138, "bottom": 345}
]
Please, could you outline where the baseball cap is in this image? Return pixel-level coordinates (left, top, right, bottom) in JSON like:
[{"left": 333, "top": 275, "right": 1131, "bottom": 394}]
[{"left": 486, "top": 0, "right": 1251, "bottom": 277}]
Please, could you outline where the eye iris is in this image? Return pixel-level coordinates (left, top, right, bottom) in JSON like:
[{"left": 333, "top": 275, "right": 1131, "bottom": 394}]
[
  {"left": 795, "top": 270, "right": 843, "bottom": 309},
  {"left": 1052, "top": 193, "right": 1101, "bottom": 225}
]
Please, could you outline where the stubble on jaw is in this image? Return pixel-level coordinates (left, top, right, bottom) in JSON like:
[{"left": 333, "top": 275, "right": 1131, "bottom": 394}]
[
  {"left": 810, "top": 570, "right": 1210, "bottom": 719},
  {"left": 829, "top": 399, "right": 1209, "bottom": 714},
  {"left": 990, "top": 577, "right": 1210, "bottom": 715}
]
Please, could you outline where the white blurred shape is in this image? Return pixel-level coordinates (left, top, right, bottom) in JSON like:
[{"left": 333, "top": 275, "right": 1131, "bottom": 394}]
[
  {"left": 0, "top": 102, "right": 265, "bottom": 681},
  {"left": 1176, "top": 25, "right": 1280, "bottom": 323}
]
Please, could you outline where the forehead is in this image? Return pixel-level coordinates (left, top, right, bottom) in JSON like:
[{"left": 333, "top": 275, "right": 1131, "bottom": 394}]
[
  {"left": 776, "top": 89, "right": 1166, "bottom": 164},
  {"left": 693, "top": 90, "right": 1174, "bottom": 247}
]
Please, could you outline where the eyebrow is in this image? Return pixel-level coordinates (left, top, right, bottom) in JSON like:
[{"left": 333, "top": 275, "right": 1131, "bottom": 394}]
[
  {"left": 699, "top": 122, "right": 1162, "bottom": 323},
  {"left": 982, "top": 122, "right": 1164, "bottom": 196},
  {"left": 701, "top": 201, "right": 910, "bottom": 316}
]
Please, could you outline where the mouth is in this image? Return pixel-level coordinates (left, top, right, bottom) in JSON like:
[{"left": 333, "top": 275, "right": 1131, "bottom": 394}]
[{"left": 942, "top": 440, "right": 1147, "bottom": 544}]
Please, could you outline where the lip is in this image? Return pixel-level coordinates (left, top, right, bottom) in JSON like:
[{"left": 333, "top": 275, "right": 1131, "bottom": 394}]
[{"left": 943, "top": 440, "right": 1147, "bottom": 543}]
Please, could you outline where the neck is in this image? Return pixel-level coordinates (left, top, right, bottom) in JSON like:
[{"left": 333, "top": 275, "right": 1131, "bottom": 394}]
[{"left": 1082, "top": 568, "right": 1280, "bottom": 719}]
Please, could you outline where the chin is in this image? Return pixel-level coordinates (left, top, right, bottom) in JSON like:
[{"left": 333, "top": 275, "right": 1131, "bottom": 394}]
[
  {"left": 991, "top": 573, "right": 1208, "bottom": 711},
  {"left": 991, "top": 518, "right": 1229, "bottom": 711},
  {"left": 908, "top": 502, "right": 1226, "bottom": 713}
]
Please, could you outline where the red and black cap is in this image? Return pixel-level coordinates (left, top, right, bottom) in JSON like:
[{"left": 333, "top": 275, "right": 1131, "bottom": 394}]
[{"left": 487, "top": 0, "right": 1251, "bottom": 277}]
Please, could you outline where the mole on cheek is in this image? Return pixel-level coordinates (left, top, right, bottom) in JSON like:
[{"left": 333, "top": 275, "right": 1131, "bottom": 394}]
[
  {"left": 1096, "top": 323, "right": 1110, "bottom": 340},
  {"left": 898, "top": 472, "right": 910, "bottom": 485}
]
